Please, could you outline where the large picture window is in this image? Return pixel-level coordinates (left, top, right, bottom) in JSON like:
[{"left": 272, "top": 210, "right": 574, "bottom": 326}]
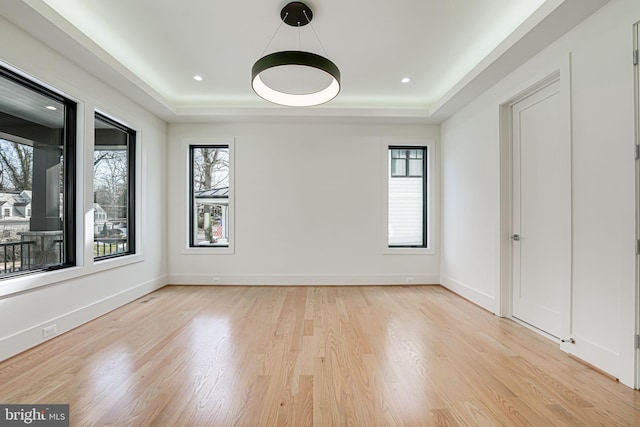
[
  {"left": 93, "top": 113, "right": 136, "bottom": 260},
  {"left": 0, "top": 66, "right": 76, "bottom": 278},
  {"left": 189, "top": 145, "right": 231, "bottom": 248},
  {"left": 388, "top": 146, "right": 428, "bottom": 248}
]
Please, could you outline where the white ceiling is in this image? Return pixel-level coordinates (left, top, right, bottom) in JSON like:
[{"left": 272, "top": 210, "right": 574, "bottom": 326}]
[{"left": 1, "top": 0, "right": 611, "bottom": 123}]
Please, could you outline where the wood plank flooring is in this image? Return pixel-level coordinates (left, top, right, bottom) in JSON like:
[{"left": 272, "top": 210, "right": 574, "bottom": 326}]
[{"left": 0, "top": 285, "right": 639, "bottom": 426}]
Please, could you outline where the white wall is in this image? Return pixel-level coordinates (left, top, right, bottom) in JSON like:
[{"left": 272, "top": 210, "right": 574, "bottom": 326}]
[
  {"left": 441, "top": 103, "right": 501, "bottom": 310},
  {"left": 0, "top": 15, "right": 168, "bottom": 361},
  {"left": 441, "top": 0, "right": 638, "bottom": 386},
  {"left": 168, "top": 121, "right": 440, "bottom": 286}
]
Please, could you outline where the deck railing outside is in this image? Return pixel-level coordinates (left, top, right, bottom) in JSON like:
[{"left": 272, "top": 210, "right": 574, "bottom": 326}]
[
  {"left": 94, "top": 238, "right": 127, "bottom": 258},
  {"left": 1, "top": 238, "right": 65, "bottom": 277},
  {"left": 1, "top": 237, "right": 128, "bottom": 277},
  {"left": 0, "top": 240, "right": 34, "bottom": 274}
]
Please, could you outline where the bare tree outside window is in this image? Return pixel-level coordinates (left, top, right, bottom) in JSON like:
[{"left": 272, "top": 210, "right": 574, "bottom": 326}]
[
  {"left": 0, "top": 139, "right": 33, "bottom": 191},
  {"left": 192, "top": 147, "right": 229, "bottom": 191},
  {"left": 93, "top": 114, "right": 135, "bottom": 259},
  {"left": 94, "top": 149, "right": 128, "bottom": 220},
  {"left": 190, "top": 146, "right": 230, "bottom": 246}
]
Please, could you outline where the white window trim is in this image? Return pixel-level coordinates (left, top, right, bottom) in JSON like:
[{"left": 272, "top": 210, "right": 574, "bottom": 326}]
[
  {"left": 88, "top": 107, "right": 145, "bottom": 267},
  {"left": 182, "top": 138, "right": 235, "bottom": 255},
  {"left": 382, "top": 139, "right": 435, "bottom": 255}
]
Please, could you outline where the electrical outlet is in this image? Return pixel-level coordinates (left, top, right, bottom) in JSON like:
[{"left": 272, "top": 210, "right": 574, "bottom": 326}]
[
  {"left": 212, "top": 277, "right": 221, "bottom": 284},
  {"left": 42, "top": 324, "right": 57, "bottom": 339},
  {"left": 405, "top": 276, "right": 415, "bottom": 284}
]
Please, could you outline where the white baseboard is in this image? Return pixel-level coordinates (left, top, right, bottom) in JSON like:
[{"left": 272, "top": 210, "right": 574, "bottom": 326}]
[
  {"left": 0, "top": 275, "right": 168, "bottom": 362},
  {"left": 168, "top": 273, "right": 441, "bottom": 286},
  {"left": 440, "top": 274, "right": 497, "bottom": 313}
]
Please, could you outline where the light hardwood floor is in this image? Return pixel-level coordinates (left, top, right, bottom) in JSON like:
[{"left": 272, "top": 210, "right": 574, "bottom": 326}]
[{"left": 0, "top": 285, "right": 639, "bottom": 426}]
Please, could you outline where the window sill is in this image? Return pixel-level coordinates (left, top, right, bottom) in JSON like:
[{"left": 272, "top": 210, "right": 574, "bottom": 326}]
[
  {"left": 92, "top": 253, "right": 144, "bottom": 272},
  {"left": 0, "top": 253, "right": 145, "bottom": 298},
  {"left": 181, "top": 246, "right": 235, "bottom": 255},
  {"left": 383, "top": 247, "right": 435, "bottom": 255}
]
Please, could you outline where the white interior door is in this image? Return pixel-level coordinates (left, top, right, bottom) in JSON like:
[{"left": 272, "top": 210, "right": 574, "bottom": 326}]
[{"left": 512, "top": 79, "right": 571, "bottom": 339}]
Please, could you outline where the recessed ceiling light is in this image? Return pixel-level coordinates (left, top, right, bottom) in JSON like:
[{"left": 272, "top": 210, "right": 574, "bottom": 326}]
[
  {"left": 193, "top": 75, "right": 203, "bottom": 81},
  {"left": 45, "top": 106, "right": 57, "bottom": 110},
  {"left": 401, "top": 77, "right": 411, "bottom": 83}
]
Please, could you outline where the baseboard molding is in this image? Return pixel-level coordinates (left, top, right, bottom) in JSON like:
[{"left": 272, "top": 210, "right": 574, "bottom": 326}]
[
  {"left": 168, "top": 273, "right": 440, "bottom": 286},
  {"left": 440, "top": 274, "right": 497, "bottom": 313},
  {"left": 0, "top": 275, "right": 168, "bottom": 363}
]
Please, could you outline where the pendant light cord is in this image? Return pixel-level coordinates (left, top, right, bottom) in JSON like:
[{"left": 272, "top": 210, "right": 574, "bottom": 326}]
[
  {"left": 261, "top": 12, "right": 289, "bottom": 56},
  {"left": 303, "top": 10, "right": 329, "bottom": 57},
  {"left": 298, "top": 22, "right": 305, "bottom": 95},
  {"left": 261, "top": 10, "right": 331, "bottom": 58}
]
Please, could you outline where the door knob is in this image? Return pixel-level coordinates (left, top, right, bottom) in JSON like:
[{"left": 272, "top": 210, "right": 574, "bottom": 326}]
[{"left": 512, "top": 234, "right": 520, "bottom": 241}]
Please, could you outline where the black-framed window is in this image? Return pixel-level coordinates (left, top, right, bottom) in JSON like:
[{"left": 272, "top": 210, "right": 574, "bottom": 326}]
[
  {"left": 93, "top": 113, "right": 136, "bottom": 260},
  {"left": 388, "top": 146, "right": 427, "bottom": 247},
  {"left": 0, "top": 66, "right": 76, "bottom": 278},
  {"left": 189, "top": 145, "right": 230, "bottom": 247},
  {"left": 391, "top": 148, "right": 424, "bottom": 177}
]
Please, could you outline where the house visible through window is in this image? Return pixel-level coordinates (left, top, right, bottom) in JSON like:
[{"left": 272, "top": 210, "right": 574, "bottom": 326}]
[
  {"left": 388, "top": 146, "right": 428, "bottom": 248},
  {"left": 189, "top": 145, "right": 230, "bottom": 247},
  {"left": 0, "top": 65, "right": 76, "bottom": 278},
  {"left": 93, "top": 113, "right": 136, "bottom": 260}
]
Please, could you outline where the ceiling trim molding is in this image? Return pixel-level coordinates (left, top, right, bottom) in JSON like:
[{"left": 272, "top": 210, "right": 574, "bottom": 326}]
[
  {"left": 429, "top": 0, "right": 611, "bottom": 121},
  {"left": 0, "top": 0, "right": 612, "bottom": 124},
  {"left": 1, "top": 0, "right": 177, "bottom": 120}
]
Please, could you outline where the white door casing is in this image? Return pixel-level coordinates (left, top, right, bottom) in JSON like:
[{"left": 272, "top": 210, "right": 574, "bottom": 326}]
[{"left": 634, "top": 22, "right": 640, "bottom": 390}]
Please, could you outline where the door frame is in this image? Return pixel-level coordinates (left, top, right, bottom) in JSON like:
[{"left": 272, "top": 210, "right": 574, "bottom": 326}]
[
  {"left": 634, "top": 21, "right": 640, "bottom": 390},
  {"left": 498, "top": 59, "right": 573, "bottom": 350}
]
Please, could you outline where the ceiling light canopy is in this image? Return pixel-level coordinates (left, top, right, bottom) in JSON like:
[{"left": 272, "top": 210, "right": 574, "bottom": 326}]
[{"left": 251, "top": 2, "right": 340, "bottom": 107}]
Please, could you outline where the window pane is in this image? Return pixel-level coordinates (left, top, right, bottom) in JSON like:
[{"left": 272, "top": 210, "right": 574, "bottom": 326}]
[
  {"left": 0, "top": 67, "right": 75, "bottom": 278},
  {"left": 388, "top": 146, "right": 427, "bottom": 247},
  {"left": 391, "top": 157, "right": 406, "bottom": 177},
  {"left": 409, "top": 149, "right": 423, "bottom": 159},
  {"left": 391, "top": 149, "right": 406, "bottom": 159},
  {"left": 190, "top": 146, "right": 230, "bottom": 247},
  {"left": 408, "top": 158, "right": 423, "bottom": 176},
  {"left": 94, "top": 114, "right": 135, "bottom": 260}
]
